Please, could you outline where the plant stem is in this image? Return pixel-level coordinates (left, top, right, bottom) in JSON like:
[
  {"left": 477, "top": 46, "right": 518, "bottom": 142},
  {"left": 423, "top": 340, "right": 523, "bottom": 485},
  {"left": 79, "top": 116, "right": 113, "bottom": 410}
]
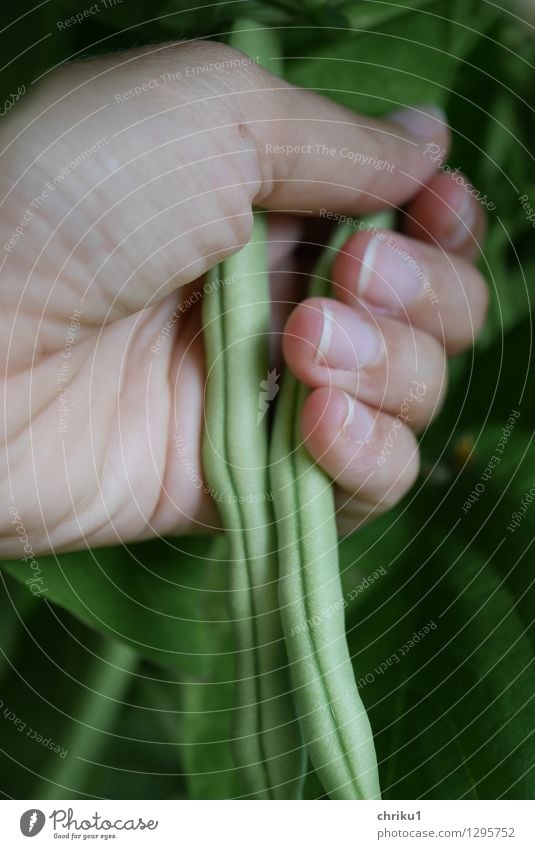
[{"left": 36, "top": 638, "right": 138, "bottom": 799}]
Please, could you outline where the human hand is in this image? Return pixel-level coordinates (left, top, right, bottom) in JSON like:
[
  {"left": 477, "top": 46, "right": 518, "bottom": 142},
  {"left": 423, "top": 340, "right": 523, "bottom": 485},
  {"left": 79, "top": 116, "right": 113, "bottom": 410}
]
[{"left": 0, "top": 41, "right": 487, "bottom": 554}]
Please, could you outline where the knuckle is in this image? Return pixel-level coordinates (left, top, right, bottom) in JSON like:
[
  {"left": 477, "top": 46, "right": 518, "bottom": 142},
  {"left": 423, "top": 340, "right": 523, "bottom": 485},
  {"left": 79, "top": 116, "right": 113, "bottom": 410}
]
[
  {"left": 447, "top": 267, "right": 489, "bottom": 354},
  {"left": 196, "top": 208, "right": 253, "bottom": 278},
  {"left": 213, "top": 184, "right": 255, "bottom": 255},
  {"left": 373, "top": 412, "right": 419, "bottom": 484},
  {"left": 161, "top": 39, "right": 255, "bottom": 82},
  {"left": 416, "top": 334, "right": 447, "bottom": 419},
  {"left": 385, "top": 440, "right": 420, "bottom": 505},
  {"left": 394, "top": 452, "right": 420, "bottom": 500}
]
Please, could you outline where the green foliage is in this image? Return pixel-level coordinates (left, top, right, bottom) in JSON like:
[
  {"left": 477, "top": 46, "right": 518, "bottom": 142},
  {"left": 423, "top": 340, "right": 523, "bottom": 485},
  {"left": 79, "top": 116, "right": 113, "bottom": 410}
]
[
  {"left": 286, "top": 0, "right": 496, "bottom": 114},
  {"left": 1, "top": 537, "right": 228, "bottom": 674},
  {"left": 1, "top": 0, "right": 533, "bottom": 800}
]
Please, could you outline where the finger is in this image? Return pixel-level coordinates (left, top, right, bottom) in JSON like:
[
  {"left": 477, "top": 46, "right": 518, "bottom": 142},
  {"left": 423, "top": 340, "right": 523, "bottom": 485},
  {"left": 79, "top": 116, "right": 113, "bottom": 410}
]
[
  {"left": 401, "top": 171, "right": 487, "bottom": 259},
  {"left": 332, "top": 230, "right": 488, "bottom": 354},
  {"left": 284, "top": 297, "right": 447, "bottom": 431},
  {"left": 251, "top": 94, "right": 450, "bottom": 213},
  {"left": 301, "top": 387, "right": 420, "bottom": 511},
  {"left": 334, "top": 490, "right": 387, "bottom": 537}
]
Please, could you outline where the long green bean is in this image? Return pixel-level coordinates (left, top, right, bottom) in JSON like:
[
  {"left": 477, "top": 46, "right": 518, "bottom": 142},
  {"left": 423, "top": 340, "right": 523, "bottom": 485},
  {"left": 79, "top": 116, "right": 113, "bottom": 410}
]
[
  {"left": 201, "top": 17, "right": 304, "bottom": 800},
  {"left": 202, "top": 214, "right": 304, "bottom": 798},
  {"left": 270, "top": 214, "right": 393, "bottom": 800},
  {"left": 204, "top": 17, "right": 392, "bottom": 799}
]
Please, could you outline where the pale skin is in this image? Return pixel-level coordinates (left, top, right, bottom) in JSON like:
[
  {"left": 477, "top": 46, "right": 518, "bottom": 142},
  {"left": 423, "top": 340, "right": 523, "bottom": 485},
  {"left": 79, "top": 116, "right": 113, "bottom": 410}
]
[{"left": 0, "top": 41, "right": 488, "bottom": 555}]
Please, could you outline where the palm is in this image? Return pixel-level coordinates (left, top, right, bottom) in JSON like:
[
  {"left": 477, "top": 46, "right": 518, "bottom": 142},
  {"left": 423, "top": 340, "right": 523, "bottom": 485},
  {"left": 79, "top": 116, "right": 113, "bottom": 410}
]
[{"left": 5, "top": 220, "right": 301, "bottom": 553}]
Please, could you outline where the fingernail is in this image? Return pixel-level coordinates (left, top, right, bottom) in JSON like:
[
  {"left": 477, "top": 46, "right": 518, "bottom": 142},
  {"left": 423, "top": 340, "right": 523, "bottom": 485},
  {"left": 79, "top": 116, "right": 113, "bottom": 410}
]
[
  {"left": 359, "top": 234, "right": 424, "bottom": 309},
  {"left": 389, "top": 104, "right": 447, "bottom": 139},
  {"left": 443, "top": 188, "right": 477, "bottom": 250},
  {"left": 342, "top": 393, "right": 375, "bottom": 444},
  {"left": 315, "top": 303, "right": 381, "bottom": 369}
]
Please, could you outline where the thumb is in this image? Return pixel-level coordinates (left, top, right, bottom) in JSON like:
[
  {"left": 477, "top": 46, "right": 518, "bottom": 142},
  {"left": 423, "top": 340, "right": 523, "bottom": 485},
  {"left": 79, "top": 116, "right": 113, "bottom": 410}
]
[{"left": 247, "top": 77, "right": 449, "bottom": 213}]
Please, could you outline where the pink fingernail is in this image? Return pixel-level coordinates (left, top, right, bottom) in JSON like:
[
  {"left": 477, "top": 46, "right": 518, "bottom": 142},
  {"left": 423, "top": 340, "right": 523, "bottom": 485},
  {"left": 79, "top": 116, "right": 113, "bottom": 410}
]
[
  {"left": 359, "top": 234, "right": 424, "bottom": 309},
  {"left": 315, "top": 303, "right": 381, "bottom": 369},
  {"left": 389, "top": 104, "right": 447, "bottom": 139},
  {"left": 342, "top": 393, "right": 375, "bottom": 444}
]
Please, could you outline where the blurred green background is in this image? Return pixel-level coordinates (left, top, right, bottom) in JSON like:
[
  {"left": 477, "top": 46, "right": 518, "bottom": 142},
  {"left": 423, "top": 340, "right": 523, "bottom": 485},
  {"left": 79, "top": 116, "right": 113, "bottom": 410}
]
[{"left": 0, "top": 0, "right": 533, "bottom": 799}]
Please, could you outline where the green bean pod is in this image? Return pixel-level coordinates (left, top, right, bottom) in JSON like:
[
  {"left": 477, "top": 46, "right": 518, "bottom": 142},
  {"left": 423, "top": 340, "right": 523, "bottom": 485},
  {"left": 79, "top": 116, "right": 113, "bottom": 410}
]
[
  {"left": 270, "top": 214, "right": 393, "bottom": 800},
  {"left": 202, "top": 213, "right": 305, "bottom": 798}
]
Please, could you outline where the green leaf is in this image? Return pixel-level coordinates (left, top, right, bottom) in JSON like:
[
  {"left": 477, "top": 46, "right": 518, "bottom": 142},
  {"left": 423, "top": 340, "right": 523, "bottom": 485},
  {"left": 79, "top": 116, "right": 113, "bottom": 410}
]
[
  {"left": 0, "top": 536, "right": 228, "bottom": 675},
  {"left": 285, "top": 0, "right": 495, "bottom": 114},
  {"left": 346, "top": 534, "right": 535, "bottom": 798}
]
